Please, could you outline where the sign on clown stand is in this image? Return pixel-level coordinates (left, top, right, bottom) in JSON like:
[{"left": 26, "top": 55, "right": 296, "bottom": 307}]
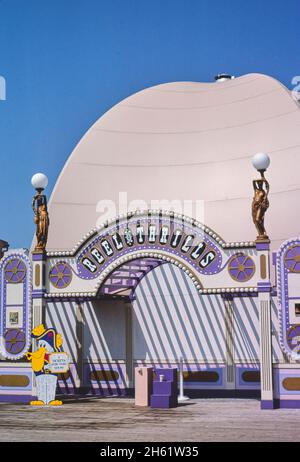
[{"left": 25, "top": 324, "right": 69, "bottom": 406}]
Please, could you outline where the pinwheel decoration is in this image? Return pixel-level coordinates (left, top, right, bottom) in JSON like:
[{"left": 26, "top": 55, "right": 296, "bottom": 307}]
[
  {"left": 4, "top": 259, "right": 26, "bottom": 283},
  {"left": 228, "top": 253, "right": 255, "bottom": 282},
  {"left": 284, "top": 245, "right": 300, "bottom": 273},
  {"left": 49, "top": 262, "right": 72, "bottom": 288},
  {"left": 4, "top": 329, "right": 26, "bottom": 355}
]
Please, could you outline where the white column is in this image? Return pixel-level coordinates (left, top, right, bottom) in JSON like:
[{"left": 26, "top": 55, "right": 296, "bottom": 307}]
[
  {"left": 223, "top": 294, "right": 235, "bottom": 390},
  {"left": 125, "top": 301, "right": 133, "bottom": 389},
  {"left": 256, "top": 240, "right": 274, "bottom": 409},
  {"left": 75, "top": 302, "right": 84, "bottom": 389},
  {"left": 31, "top": 251, "right": 47, "bottom": 396},
  {"left": 31, "top": 251, "right": 47, "bottom": 330}
]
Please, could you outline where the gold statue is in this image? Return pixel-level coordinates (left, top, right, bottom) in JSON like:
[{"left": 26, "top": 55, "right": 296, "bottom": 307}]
[
  {"left": 32, "top": 190, "right": 49, "bottom": 251},
  {"left": 252, "top": 171, "right": 269, "bottom": 240}
]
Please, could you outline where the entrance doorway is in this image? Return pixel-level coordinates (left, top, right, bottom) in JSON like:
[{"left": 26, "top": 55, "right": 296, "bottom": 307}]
[{"left": 45, "top": 257, "right": 262, "bottom": 396}]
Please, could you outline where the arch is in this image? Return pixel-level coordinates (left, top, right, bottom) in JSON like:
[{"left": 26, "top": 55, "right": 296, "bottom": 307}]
[
  {"left": 46, "top": 209, "right": 257, "bottom": 299},
  {"left": 96, "top": 252, "right": 204, "bottom": 299},
  {"left": 67, "top": 210, "right": 229, "bottom": 295}
]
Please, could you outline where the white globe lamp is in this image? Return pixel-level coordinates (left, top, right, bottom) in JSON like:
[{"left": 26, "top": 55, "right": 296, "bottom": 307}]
[
  {"left": 252, "top": 152, "right": 270, "bottom": 173},
  {"left": 31, "top": 173, "right": 48, "bottom": 191}
]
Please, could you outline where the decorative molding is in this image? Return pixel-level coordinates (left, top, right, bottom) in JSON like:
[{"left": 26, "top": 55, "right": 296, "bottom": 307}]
[
  {"left": 45, "top": 210, "right": 256, "bottom": 257},
  {"left": 0, "top": 251, "right": 32, "bottom": 360},
  {"left": 277, "top": 238, "right": 300, "bottom": 361}
]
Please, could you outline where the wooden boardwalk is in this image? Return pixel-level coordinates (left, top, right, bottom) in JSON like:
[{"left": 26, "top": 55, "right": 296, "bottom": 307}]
[{"left": 0, "top": 397, "right": 299, "bottom": 442}]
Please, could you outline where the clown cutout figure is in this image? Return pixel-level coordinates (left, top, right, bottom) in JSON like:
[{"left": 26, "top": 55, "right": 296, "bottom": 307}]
[{"left": 26, "top": 324, "right": 69, "bottom": 406}]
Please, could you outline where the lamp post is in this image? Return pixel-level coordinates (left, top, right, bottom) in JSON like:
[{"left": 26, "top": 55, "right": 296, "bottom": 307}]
[
  {"left": 31, "top": 173, "right": 49, "bottom": 353},
  {"left": 251, "top": 153, "right": 270, "bottom": 241},
  {"left": 31, "top": 173, "right": 49, "bottom": 252},
  {"left": 251, "top": 154, "right": 274, "bottom": 409}
]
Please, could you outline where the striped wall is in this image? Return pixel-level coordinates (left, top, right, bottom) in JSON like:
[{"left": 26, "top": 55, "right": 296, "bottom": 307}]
[
  {"left": 46, "top": 301, "right": 77, "bottom": 362},
  {"left": 133, "top": 264, "right": 226, "bottom": 363},
  {"left": 43, "top": 262, "right": 284, "bottom": 394}
]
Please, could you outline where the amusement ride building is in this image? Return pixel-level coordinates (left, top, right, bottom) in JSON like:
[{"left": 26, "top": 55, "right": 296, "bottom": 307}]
[{"left": 1, "top": 72, "right": 300, "bottom": 409}]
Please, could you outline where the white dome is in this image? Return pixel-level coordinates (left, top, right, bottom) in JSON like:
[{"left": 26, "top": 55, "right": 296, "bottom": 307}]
[{"left": 45, "top": 73, "right": 300, "bottom": 251}]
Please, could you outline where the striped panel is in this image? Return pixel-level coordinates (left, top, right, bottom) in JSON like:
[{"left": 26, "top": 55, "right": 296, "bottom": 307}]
[
  {"left": 133, "top": 264, "right": 226, "bottom": 362},
  {"left": 45, "top": 301, "right": 77, "bottom": 361},
  {"left": 233, "top": 297, "right": 260, "bottom": 362}
]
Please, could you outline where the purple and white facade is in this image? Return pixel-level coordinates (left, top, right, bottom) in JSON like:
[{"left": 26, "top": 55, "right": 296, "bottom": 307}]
[
  {"left": 1, "top": 73, "right": 300, "bottom": 408},
  {"left": 0, "top": 211, "right": 298, "bottom": 408}
]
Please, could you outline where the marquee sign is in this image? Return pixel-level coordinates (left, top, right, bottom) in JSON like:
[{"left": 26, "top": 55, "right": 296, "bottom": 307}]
[{"left": 76, "top": 214, "right": 223, "bottom": 280}]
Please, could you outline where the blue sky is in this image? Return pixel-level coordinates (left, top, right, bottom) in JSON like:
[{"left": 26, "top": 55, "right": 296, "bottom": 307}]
[{"left": 0, "top": 0, "right": 299, "bottom": 248}]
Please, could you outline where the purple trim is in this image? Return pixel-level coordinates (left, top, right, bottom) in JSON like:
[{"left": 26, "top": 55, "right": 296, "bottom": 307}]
[
  {"left": 0, "top": 394, "right": 35, "bottom": 403},
  {"left": 276, "top": 399, "right": 300, "bottom": 409},
  {"left": 32, "top": 290, "right": 46, "bottom": 299},
  {"left": 272, "top": 252, "right": 277, "bottom": 266},
  {"left": 236, "top": 366, "right": 260, "bottom": 390},
  {"left": 257, "top": 287, "right": 272, "bottom": 293},
  {"left": 274, "top": 368, "right": 300, "bottom": 396},
  {"left": 257, "top": 282, "right": 272, "bottom": 293},
  {"left": 256, "top": 242, "right": 270, "bottom": 251},
  {"left": 31, "top": 252, "right": 46, "bottom": 261},
  {"left": 232, "top": 292, "right": 258, "bottom": 298},
  {"left": 260, "top": 400, "right": 275, "bottom": 410}
]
